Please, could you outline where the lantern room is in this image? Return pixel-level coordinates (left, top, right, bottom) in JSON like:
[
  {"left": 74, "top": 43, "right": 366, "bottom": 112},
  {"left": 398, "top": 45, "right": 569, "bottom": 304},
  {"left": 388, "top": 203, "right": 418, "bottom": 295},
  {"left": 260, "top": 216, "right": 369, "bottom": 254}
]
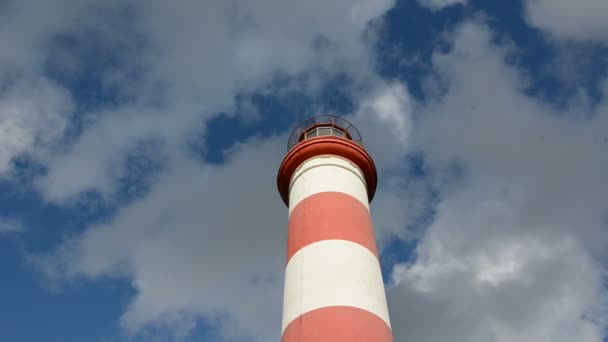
[{"left": 286, "top": 115, "right": 364, "bottom": 151}]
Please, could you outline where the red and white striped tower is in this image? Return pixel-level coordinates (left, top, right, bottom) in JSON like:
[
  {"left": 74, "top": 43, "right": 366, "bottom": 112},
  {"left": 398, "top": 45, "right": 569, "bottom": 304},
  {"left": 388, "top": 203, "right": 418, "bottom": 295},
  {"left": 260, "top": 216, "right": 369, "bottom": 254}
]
[{"left": 277, "top": 115, "right": 392, "bottom": 341}]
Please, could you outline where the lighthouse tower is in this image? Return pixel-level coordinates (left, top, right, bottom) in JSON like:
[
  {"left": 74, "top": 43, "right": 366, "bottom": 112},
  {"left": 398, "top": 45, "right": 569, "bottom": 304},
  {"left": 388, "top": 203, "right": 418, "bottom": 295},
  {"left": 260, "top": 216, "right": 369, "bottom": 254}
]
[{"left": 277, "top": 115, "right": 393, "bottom": 341}]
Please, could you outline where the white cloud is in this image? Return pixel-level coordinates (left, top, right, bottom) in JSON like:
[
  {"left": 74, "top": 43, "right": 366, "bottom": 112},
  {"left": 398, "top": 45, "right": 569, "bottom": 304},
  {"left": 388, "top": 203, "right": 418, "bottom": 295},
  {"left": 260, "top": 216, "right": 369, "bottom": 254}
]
[
  {"left": 37, "top": 137, "right": 287, "bottom": 340},
  {"left": 0, "top": 77, "right": 73, "bottom": 175},
  {"left": 356, "top": 82, "right": 412, "bottom": 144},
  {"left": 417, "top": 0, "right": 467, "bottom": 11},
  {"left": 351, "top": 82, "right": 424, "bottom": 242},
  {"left": 387, "top": 21, "right": 608, "bottom": 341},
  {"left": 38, "top": 106, "right": 174, "bottom": 201},
  {"left": 25, "top": 0, "right": 396, "bottom": 201},
  {"left": 524, "top": 0, "right": 608, "bottom": 42}
]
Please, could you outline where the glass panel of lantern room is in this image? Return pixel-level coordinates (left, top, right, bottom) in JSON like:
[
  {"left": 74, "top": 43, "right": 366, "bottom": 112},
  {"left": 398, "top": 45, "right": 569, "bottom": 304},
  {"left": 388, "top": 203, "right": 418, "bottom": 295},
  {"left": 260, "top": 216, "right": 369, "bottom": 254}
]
[
  {"left": 306, "top": 129, "right": 317, "bottom": 139},
  {"left": 318, "top": 127, "right": 332, "bottom": 136},
  {"left": 333, "top": 129, "right": 344, "bottom": 137}
]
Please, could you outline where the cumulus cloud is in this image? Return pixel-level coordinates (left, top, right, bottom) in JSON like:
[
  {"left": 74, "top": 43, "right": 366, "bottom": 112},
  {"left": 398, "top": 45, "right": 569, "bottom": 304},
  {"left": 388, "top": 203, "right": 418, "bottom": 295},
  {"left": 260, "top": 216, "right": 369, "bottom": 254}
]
[
  {"left": 388, "top": 21, "right": 608, "bottom": 341},
  {"left": 524, "top": 0, "right": 608, "bottom": 42}
]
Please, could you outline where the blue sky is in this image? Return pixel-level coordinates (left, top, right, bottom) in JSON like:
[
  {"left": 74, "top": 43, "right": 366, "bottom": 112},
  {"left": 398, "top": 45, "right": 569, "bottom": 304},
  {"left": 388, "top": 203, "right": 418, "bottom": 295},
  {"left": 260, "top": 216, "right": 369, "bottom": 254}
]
[{"left": 1, "top": 0, "right": 607, "bottom": 341}]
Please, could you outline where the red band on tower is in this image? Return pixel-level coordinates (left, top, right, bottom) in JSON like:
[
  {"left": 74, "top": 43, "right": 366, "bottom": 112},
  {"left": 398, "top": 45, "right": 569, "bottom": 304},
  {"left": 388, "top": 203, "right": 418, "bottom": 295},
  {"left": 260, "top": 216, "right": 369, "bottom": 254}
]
[
  {"left": 282, "top": 306, "right": 393, "bottom": 342},
  {"left": 287, "top": 191, "right": 378, "bottom": 263}
]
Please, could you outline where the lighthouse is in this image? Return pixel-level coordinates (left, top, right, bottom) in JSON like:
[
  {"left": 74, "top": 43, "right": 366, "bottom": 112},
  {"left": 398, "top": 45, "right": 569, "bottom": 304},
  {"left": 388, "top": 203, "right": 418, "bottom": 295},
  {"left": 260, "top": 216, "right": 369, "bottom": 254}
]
[{"left": 277, "top": 115, "right": 393, "bottom": 341}]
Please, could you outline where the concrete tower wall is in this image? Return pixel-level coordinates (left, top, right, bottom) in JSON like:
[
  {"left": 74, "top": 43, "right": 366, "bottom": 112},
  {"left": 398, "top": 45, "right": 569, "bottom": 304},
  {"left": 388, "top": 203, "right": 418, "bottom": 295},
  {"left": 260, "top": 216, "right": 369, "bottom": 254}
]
[{"left": 281, "top": 155, "right": 392, "bottom": 341}]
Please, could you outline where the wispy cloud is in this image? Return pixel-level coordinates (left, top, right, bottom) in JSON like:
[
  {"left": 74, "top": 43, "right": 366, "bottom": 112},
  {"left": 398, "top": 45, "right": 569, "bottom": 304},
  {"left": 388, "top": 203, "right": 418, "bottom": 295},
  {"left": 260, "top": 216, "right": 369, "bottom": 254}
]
[{"left": 0, "top": 218, "right": 25, "bottom": 234}]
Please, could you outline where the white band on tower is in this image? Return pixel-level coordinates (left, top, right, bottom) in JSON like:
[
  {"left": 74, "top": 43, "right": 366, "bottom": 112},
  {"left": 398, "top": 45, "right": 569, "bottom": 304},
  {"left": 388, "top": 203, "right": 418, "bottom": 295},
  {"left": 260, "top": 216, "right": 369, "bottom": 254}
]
[
  {"left": 282, "top": 239, "right": 391, "bottom": 332},
  {"left": 288, "top": 155, "right": 370, "bottom": 215}
]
